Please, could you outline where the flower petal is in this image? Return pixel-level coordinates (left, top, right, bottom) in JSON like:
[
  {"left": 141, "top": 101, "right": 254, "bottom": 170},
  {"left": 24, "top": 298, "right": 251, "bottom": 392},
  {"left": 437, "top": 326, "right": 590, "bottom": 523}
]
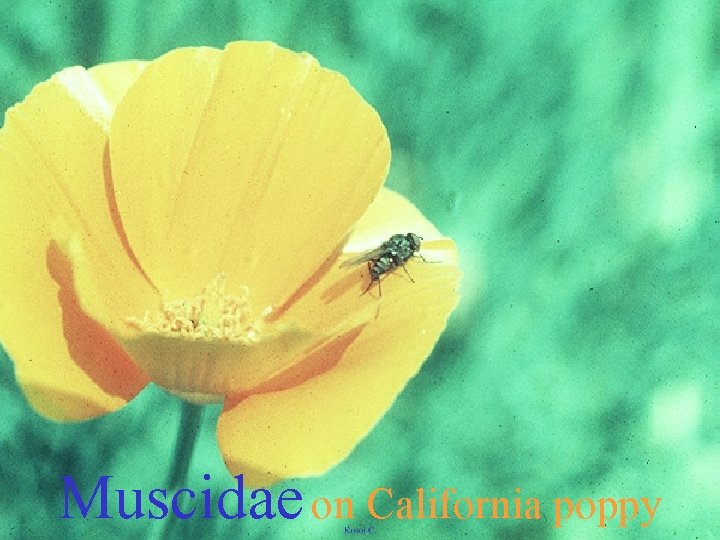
[
  {"left": 110, "top": 41, "right": 390, "bottom": 311},
  {"left": 343, "top": 187, "right": 445, "bottom": 252},
  {"left": 120, "top": 326, "right": 319, "bottom": 401},
  {"left": 217, "top": 214, "right": 460, "bottom": 486},
  {"left": 0, "top": 62, "right": 151, "bottom": 420}
]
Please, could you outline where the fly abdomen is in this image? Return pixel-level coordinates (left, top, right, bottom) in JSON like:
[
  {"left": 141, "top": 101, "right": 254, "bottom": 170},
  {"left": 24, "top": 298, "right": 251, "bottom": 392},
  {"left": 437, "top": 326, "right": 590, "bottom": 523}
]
[{"left": 370, "top": 255, "right": 395, "bottom": 281}]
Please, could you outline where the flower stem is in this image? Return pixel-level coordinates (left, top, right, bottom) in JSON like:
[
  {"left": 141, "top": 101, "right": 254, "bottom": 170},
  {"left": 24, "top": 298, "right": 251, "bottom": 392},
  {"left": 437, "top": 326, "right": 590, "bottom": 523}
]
[
  {"left": 167, "top": 400, "right": 203, "bottom": 488},
  {"left": 155, "top": 400, "right": 204, "bottom": 539}
]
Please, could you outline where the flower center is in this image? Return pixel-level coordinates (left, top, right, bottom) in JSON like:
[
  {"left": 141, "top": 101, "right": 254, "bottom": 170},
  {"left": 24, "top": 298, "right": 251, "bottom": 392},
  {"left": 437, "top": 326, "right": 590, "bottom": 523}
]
[{"left": 126, "top": 274, "right": 270, "bottom": 342}]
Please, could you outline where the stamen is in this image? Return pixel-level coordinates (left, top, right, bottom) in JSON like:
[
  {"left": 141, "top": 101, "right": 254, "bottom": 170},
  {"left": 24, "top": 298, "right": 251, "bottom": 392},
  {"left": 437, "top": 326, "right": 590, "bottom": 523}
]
[{"left": 127, "top": 274, "right": 271, "bottom": 342}]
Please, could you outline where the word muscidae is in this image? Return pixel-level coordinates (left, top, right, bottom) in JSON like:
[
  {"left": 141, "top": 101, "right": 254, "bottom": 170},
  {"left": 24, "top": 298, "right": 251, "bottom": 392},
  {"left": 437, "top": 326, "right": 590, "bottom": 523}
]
[
  {"left": 60, "top": 474, "right": 302, "bottom": 520},
  {"left": 368, "top": 487, "right": 540, "bottom": 520}
]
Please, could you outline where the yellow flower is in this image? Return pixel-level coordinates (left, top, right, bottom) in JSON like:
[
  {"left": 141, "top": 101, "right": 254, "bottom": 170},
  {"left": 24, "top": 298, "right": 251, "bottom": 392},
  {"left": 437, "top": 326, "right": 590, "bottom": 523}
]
[{"left": 0, "top": 41, "right": 460, "bottom": 486}]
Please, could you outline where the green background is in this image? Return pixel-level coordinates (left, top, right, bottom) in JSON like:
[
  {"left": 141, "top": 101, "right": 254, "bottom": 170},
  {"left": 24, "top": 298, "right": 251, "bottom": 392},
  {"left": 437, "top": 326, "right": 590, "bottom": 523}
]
[{"left": 1, "top": 1, "right": 718, "bottom": 538}]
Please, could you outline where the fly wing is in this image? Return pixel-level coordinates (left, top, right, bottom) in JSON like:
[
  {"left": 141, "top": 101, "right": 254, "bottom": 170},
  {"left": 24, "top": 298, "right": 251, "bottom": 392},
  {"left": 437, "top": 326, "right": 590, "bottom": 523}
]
[{"left": 339, "top": 246, "right": 386, "bottom": 268}]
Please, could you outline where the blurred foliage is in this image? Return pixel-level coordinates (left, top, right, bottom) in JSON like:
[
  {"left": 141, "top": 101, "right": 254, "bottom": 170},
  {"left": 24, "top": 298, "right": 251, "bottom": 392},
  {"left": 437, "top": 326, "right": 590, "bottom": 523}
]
[{"left": 1, "top": 1, "right": 718, "bottom": 538}]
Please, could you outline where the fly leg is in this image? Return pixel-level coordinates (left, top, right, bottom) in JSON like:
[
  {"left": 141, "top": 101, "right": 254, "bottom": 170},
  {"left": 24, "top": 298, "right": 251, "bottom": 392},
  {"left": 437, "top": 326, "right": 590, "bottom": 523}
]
[
  {"left": 416, "top": 252, "right": 440, "bottom": 264},
  {"left": 363, "top": 261, "right": 381, "bottom": 297},
  {"left": 360, "top": 262, "right": 381, "bottom": 319},
  {"left": 400, "top": 262, "right": 415, "bottom": 283},
  {"left": 374, "top": 272, "right": 382, "bottom": 319}
]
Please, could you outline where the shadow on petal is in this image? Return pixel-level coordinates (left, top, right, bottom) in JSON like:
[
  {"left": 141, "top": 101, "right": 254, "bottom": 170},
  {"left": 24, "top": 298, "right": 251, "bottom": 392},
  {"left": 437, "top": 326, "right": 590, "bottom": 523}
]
[
  {"left": 269, "top": 237, "right": 348, "bottom": 323},
  {"left": 225, "top": 324, "right": 365, "bottom": 408},
  {"left": 46, "top": 241, "right": 148, "bottom": 402},
  {"left": 102, "top": 142, "right": 156, "bottom": 290}
]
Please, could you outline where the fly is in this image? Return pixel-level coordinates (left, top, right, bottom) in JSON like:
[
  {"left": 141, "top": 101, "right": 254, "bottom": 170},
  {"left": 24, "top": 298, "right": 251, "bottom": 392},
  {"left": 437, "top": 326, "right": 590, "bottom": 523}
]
[{"left": 340, "top": 232, "right": 427, "bottom": 297}]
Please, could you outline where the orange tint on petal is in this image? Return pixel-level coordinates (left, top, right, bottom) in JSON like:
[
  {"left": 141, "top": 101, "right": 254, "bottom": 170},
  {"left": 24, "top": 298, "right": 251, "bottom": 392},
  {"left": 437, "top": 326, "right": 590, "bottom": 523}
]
[
  {"left": 0, "top": 62, "right": 150, "bottom": 420},
  {"left": 110, "top": 41, "right": 390, "bottom": 309},
  {"left": 217, "top": 241, "right": 460, "bottom": 487}
]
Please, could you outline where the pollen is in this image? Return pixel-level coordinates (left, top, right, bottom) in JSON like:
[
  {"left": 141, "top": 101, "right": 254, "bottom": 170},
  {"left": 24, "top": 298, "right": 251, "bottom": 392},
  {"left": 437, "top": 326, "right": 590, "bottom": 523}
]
[{"left": 126, "top": 274, "right": 271, "bottom": 342}]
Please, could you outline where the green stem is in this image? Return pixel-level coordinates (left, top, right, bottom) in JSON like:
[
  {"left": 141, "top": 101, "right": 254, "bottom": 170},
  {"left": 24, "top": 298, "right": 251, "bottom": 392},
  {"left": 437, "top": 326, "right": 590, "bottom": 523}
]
[
  {"left": 167, "top": 400, "right": 203, "bottom": 488},
  {"left": 157, "top": 400, "right": 204, "bottom": 539}
]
